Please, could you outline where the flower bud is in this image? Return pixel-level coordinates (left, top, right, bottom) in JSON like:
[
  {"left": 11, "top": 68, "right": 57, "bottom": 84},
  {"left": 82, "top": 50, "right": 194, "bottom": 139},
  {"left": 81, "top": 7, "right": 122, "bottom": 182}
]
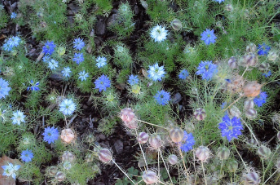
[
  {"left": 244, "top": 99, "right": 255, "bottom": 110},
  {"left": 227, "top": 160, "right": 238, "bottom": 172},
  {"left": 55, "top": 171, "right": 66, "bottom": 182},
  {"left": 228, "top": 56, "right": 237, "bottom": 69},
  {"left": 228, "top": 106, "right": 241, "bottom": 118},
  {"left": 57, "top": 46, "right": 66, "bottom": 56},
  {"left": 62, "top": 151, "right": 75, "bottom": 163},
  {"left": 194, "top": 108, "right": 206, "bottom": 121},
  {"left": 60, "top": 128, "right": 75, "bottom": 144},
  {"left": 142, "top": 170, "right": 158, "bottom": 184},
  {"left": 246, "top": 43, "right": 257, "bottom": 53},
  {"left": 243, "top": 81, "right": 261, "bottom": 98},
  {"left": 217, "top": 146, "right": 230, "bottom": 160},
  {"left": 185, "top": 121, "right": 195, "bottom": 133},
  {"left": 241, "top": 53, "right": 258, "bottom": 67},
  {"left": 258, "top": 63, "right": 270, "bottom": 72},
  {"left": 85, "top": 153, "right": 94, "bottom": 163},
  {"left": 168, "top": 154, "right": 178, "bottom": 165},
  {"left": 268, "top": 50, "right": 278, "bottom": 62},
  {"left": 257, "top": 145, "right": 271, "bottom": 160},
  {"left": 137, "top": 132, "right": 149, "bottom": 144},
  {"left": 120, "top": 108, "right": 138, "bottom": 129},
  {"left": 98, "top": 148, "right": 112, "bottom": 163},
  {"left": 46, "top": 166, "right": 58, "bottom": 177},
  {"left": 242, "top": 172, "right": 261, "bottom": 185},
  {"left": 86, "top": 134, "right": 95, "bottom": 143},
  {"left": 171, "top": 19, "right": 182, "bottom": 31},
  {"left": 131, "top": 85, "right": 141, "bottom": 94},
  {"left": 149, "top": 134, "right": 162, "bottom": 150},
  {"left": 195, "top": 146, "right": 211, "bottom": 162},
  {"left": 169, "top": 127, "right": 184, "bottom": 143},
  {"left": 245, "top": 108, "right": 257, "bottom": 120}
]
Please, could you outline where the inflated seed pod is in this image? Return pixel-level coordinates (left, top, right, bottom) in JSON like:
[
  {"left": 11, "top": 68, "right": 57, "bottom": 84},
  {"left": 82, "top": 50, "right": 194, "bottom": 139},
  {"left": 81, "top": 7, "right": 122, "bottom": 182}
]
[
  {"left": 171, "top": 19, "right": 182, "bottom": 31},
  {"left": 137, "top": 132, "right": 149, "bottom": 144},
  {"left": 62, "top": 151, "right": 75, "bottom": 163},
  {"left": 195, "top": 146, "right": 211, "bottom": 162},
  {"left": 245, "top": 108, "right": 257, "bottom": 120},
  {"left": 55, "top": 171, "right": 66, "bottom": 182},
  {"left": 60, "top": 128, "right": 75, "bottom": 144},
  {"left": 242, "top": 172, "right": 261, "bottom": 185},
  {"left": 148, "top": 134, "right": 162, "bottom": 150},
  {"left": 257, "top": 145, "right": 271, "bottom": 160},
  {"left": 258, "top": 63, "right": 270, "bottom": 72},
  {"left": 243, "top": 81, "right": 261, "bottom": 98},
  {"left": 246, "top": 43, "right": 257, "bottom": 53},
  {"left": 228, "top": 56, "right": 237, "bottom": 69},
  {"left": 142, "top": 170, "right": 158, "bottom": 184},
  {"left": 168, "top": 154, "right": 178, "bottom": 165},
  {"left": 228, "top": 106, "right": 241, "bottom": 118},
  {"left": 244, "top": 99, "right": 255, "bottom": 110},
  {"left": 98, "top": 148, "right": 112, "bottom": 164},
  {"left": 241, "top": 53, "right": 258, "bottom": 67},
  {"left": 268, "top": 50, "right": 278, "bottom": 61},
  {"left": 169, "top": 127, "right": 184, "bottom": 143},
  {"left": 193, "top": 108, "right": 206, "bottom": 121},
  {"left": 216, "top": 146, "right": 230, "bottom": 160},
  {"left": 225, "top": 4, "right": 233, "bottom": 12},
  {"left": 120, "top": 108, "right": 138, "bottom": 129},
  {"left": 63, "top": 161, "right": 72, "bottom": 170},
  {"left": 46, "top": 166, "right": 58, "bottom": 177},
  {"left": 227, "top": 160, "right": 238, "bottom": 172}
]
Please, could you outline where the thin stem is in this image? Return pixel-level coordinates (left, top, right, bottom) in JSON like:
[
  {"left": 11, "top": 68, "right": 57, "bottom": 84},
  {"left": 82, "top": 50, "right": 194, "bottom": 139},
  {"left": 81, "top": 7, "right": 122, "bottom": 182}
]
[
  {"left": 241, "top": 118, "right": 259, "bottom": 146},
  {"left": 135, "top": 130, "right": 148, "bottom": 168},
  {"left": 219, "top": 160, "right": 223, "bottom": 179},
  {"left": 262, "top": 159, "right": 265, "bottom": 182},
  {"left": 159, "top": 150, "right": 173, "bottom": 184},
  {"left": 201, "top": 162, "right": 207, "bottom": 185},
  {"left": 158, "top": 150, "right": 160, "bottom": 181},
  {"left": 234, "top": 143, "right": 247, "bottom": 171},
  {"left": 136, "top": 119, "right": 168, "bottom": 130},
  {"left": 264, "top": 170, "right": 278, "bottom": 184},
  {"left": 177, "top": 145, "right": 190, "bottom": 182},
  {"left": 112, "top": 160, "right": 135, "bottom": 185},
  {"left": 223, "top": 95, "right": 244, "bottom": 112}
]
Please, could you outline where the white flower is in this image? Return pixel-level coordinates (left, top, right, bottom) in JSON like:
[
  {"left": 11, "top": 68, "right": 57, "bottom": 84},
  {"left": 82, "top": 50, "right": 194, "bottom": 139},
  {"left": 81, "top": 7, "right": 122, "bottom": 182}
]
[
  {"left": 11, "top": 110, "right": 25, "bottom": 125},
  {"left": 150, "top": 25, "right": 168, "bottom": 42},
  {"left": 78, "top": 70, "right": 89, "bottom": 81},
  {"left": 48, "top": 59, "right": 58, "bottom": 70},
  {"left": 59, "top": 99, "right": 76, "bottom": 115},
  {"left": 2, "top": 163, "right": 20, "bottom": 179},
  {"left": 96, "top": 56, "right": 107, "bottom": 68},
  {"left": 147, "top": 63, "right": 166, "bottom": 81},
  {"left": 62, "top": 67, "right": 71, "bottom": 78}
]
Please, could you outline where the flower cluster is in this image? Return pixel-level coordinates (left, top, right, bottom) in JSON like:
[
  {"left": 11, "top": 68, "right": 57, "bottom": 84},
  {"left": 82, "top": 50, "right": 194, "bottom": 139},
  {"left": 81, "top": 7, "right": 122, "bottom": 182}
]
[
  {"left": 219, "top": 114, "right": 243, "bottom": 142},
  {"left": 0, "top": 78, "right": 11, "bottom": 99},
  {"left": 43, "top": 126, "right": 59, "bottom": 144},
  {"left": 154, "top": 90, "right": 170, "bottom": 106},
  {"left": 148, "top": 63, "right": 165, "bottom": 81}
]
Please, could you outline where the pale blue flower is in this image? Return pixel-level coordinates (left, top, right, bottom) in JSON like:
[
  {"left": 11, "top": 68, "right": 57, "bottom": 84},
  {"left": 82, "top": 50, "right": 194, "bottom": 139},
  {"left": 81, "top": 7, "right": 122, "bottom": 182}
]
[
  {"left": 11, "top": 12, "right": 17, "bottom": 19},
  {"left": 21, "top": 150, "right": 33, "bottom": 163},
  {"left": 78, "top": 71, "right": 89, "bottom": 81},
  {"left": 11, "top": 110, "right": 25, "bottom": 125},
  {"left": 96, "top": 56, "right": 107, "bottom": 68},
  {"left": 0, "top": 78, "right": 11, "bottom": 99},
  {"left": 48, "top": 59, "right": 58, "bottom": 70},
  {"left": 2, "top": 163, "right": 20, "bottom": 179},
  {"left": 148, "top": 63, "right": 166, "bottom": 81},
  {"left": 59, "top": 99, "right": 76, "bottom": 115},
  {"left": 150, "top": 25, "right": 168, "bottom": 42},
  {"left": 73, "top": 38, "right": 85, "bottom": 50},
  {"left": 62, "top": 67, "right": 71, "bottom": 78},
  {"left": 201, "top": 29, "right": 217, "bottom": 45}
]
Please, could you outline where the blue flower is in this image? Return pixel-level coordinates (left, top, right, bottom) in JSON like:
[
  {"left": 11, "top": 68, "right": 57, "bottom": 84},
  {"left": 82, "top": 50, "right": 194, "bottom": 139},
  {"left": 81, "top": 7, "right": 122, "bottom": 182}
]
[
  {"left": 0, "top": 78, "right": 11, "bottom": 99},
  {"left": 178, "top": 69, "right": 189, "bottom": 80},
  {"left": 11, "top": 110, "right": 25, "bottom": 125},
  {"left": 73, "top": 38, "right": 85, "bottom": 50},
  {"left": 48, "top": 59, "right": 58, "bottom": 70},
  {"left": 179, "top": 131, "right": 195, "bottom": 152},
  {"left": 148, "top": 63, "right": 166, "bottom": 81},
  {"left": 21, "top": 150, "right": 34, "bottom": 163},
  {"left": 11, "top": 12, "right": 17, "bottom": 19},
  {"left": 2, "top": 163, "right": 20, "bottom": 179},
  {"left": 2, "top": 43, "right": 13, "bottom": 51},
  {"left": 128, "top": 75, "right": 139, "bottom": 85},
  {"left": 6, "top": 36, "right": 21, "bottom": 48},
  {"left": 78, "top": 70, "right": 89, "bottom": 81},
  {"left": 62, "top": 67, "right": 71, "bottom": 78},
  {"left": 257, "top": 43, "right": 270, "bottom": 55},
  {"left": 95, "top": 75, "right": 111, "bottom": 92},
  {"left": 219, "top": 114, "right": 243, "bottom": 142},
  {"left": 73, "top": 53, "right": 84, "bottom": 64},
  {"left": 42, "top": 56, "right": 51, "bottom": 63},
  {"left": 221, "top": 102, "right": 227, "bottom": 109},
  {"left": 201, "top": 29, "right": 217, "bottom": 45},
  {"left": 96, "top": 56, "right": 107, "bottom": 68},
  {"left": 196, "top": 61, "right": 218, "bottom": 80},
  {"left": 253, "top": 91, "right": 267, "bottom": 107},
  {"left": 42, "top": 41, "right": 56, "bottom": 55},
  {"left": 27, "top": 80, "right": 40, "bottom": 91},
  {"left": 212, "top": 0, "right": 224, "bottom": 3},
  {"left": 43, "top": 126, "right": 59, "bottom": 144},
  {"left": 262, "top": 71, "right": 271, "bottom": 78},
  {"left": 154, "top": 90, "right": 170, "bottom": 106},
  {"left": 59, "top": 99, "right": 76, "bottom": 115}
]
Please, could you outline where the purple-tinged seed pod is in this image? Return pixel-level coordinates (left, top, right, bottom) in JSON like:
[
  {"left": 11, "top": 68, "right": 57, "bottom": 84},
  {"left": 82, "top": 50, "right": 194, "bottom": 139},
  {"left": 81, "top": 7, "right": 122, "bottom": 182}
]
[
  {"left": 244, "top": 99, "right": 255, "bottom": 110},
  {"left": 225, "top": 4, "right": 233, "bottom": 12},
  {"left": 246, "top": 43, "right": 257, "bottom": 53},
  {"left": 227, "top": 160, "right": 238, "bottom": 172},
  {"left": 55, "top": 171, "right": 66, "bottom": 182},
  {"left": 257, "top": 145, "right": 271, "bottom": 160},
  {"left": 228, "top": 106, "right": 241, "bottom": 118},
  {"left": 148, "top": 134, "right": 162, "bottom": 150},
  {"left": 217, "top": 146, "right": 230, "bottom": 160},
  {"left": 195, "top": 146, "right": 211, "bottom": 162},
  {"left": 137, "top": 132, "right": 149, "bottom": 144},
  {"left": 168, "top": 154, "right": 178, "bottom": 165},
  {"left": 98, "top": 148, "right": 112, "bottom": 163},
  {"left": 169, "top": 127, "right": 184, "bottom": 143},
  {"left": 142, "top": 170, "right": 158, "bottom": 184},
  {"left": 258, "top": 62, "right": 270, "bottom": 72},
  {"left": 228, "top": 56, "right": 237, "bottom": 69},
  {"left": 241, "top": 53, "right": 258, "bottom": 67},
  {"left": 46, "top": 166, "right": 58, "bottom": 177},
  {"left": 62, "top": 151, "right": 76, "bottom": 163},
  {"left": 193, "top": 108, "right": 206, "bottom": 121},
  {"left": 268, "top": 50, "right": 278, "bottom": 61},
  {"left": 171, "top": 19, "right": 182, "bottom": 31},
  {"left": 245, "top": 108, "right": 257, "bottom": 120},
  {"left": 242, "top": 172, "right": 261, "bottom": 185}
]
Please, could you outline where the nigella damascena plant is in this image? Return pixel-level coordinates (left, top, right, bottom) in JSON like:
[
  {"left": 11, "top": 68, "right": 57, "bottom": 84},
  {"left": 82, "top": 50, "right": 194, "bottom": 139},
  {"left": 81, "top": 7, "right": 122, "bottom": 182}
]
[
  {"left": 216, "top": 146, "right": 230, "bottom": 160},
  {"left": 241, "top": 171, "right": 261, "bottom": 185},
  {"left": 148, "top": 134, "right": 162, "bottom": 150},
  {"left": 62, "top": 151, "right": 76, "bottom": 163},
  {"left": 59, "top": 98, "right": 76, "bottom": 116},
  {"left": 168, "top": 154, "right": 178, "bottom": 165},
  {"left": 193, "top": 108, "right": 206, "bottom": 121},
  {"left": 120, "top": 108, "right": 138, "bottom": 129}
]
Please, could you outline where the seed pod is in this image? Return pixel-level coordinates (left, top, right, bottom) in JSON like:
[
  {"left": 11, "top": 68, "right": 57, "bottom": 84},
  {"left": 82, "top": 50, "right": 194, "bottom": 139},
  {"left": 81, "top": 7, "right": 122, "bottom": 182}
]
[
  {"left": 57, "top": 46, "right": 66, "bottom": 56},
  {"left": 55, "top": 171, "right": 66, "bottom": 182},
  {"left": 242, "top": 172, "right": 261, "bottom": 185},
  {"left": 185, "top": 121, "right": 195, "bottom": 133},
  {"left": 171, "top": 19, "right": 182, "bottom": 31},
  {"left": 243, "top": 81, "right": 261, "bottom": 98},
  {"left": 193, "top": 108, "right": 206, "bottom": 121},
  {"left": 228, "top": 56, "right": 237, "bottom": 69},
  {"left": 226, "top": 75, "right": 245, "bottom": 94},
  {"left": 227, "top": 160, "right": 238, "bottom": 172},
  {"left": 225, "top": 4, "right": 233, "bottom": 11},
  {"left": 62, "top": 151, "right": 76, "bottom": 163},
  {"left": 137, "top": 132, "right": 149, "bottom": 144},
  {"left": 246, "top": 43, "right": 257, "bottom": 53},
  {"left": 245, "top": 108, "right": 257, "bottom": 120},
  {"left": 257, "top": 145, "right": 271, "bottom": 160},
  {"left": 98, "top": 148, "right": 112, "bottom": 164},
  {"left": 268, "top": 50, "right": 278, "bottom": 61},
  {"left": 46, "top": 166, "right": 58, "bottom": 177},
  {"left": 149, "top": 134, "right": 162, "bottom": 150},
  {"left": 120, "top": 108, "right": 138, "bottom": 129},
  {"left": 85, "top": 153, "right": 94, "bottom": 163},
  {"left": 142, "top": 170, "right": 158, "bottom": 184},
  {"left": 241, "top": 53, "right": 258, "bottom": 67},
  {"left": 228, "top": 106, "right": 241, "bottom": 118},
  {"left": 169, "top": 127, "right": 184, "bottom": 143},
  {"left": 244, "top": 99, "right": 255, "bottom": 110},
  {"left": 258, "top": 63, "right": 270, "bottom": 72},
  {"left": 217, "top": 146, "right": 230, "bottom": 160},
  {"left": 168, "top": 154, "right": 178, "bottom": 165},
  {"left": 247, "top": 138, "right": 258, "bottom": 148},
  {"left": 63, "top": 161, "right": 72, "bottom": 170},
  {"left": 60, "top": 128, "right": 75, "bottom": 144},
  {"left": 195, "top": 146, "right": 211, "bottom": 162},
  {"left": 86, "top": 134, "right": 95, "bottom": 143}
]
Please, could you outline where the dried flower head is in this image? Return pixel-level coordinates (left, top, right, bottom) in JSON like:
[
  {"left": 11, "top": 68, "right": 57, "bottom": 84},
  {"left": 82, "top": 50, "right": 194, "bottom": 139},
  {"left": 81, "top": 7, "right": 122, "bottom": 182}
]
[
  {"left": 60, "top": 128, "right": 75, "bottom": 144},
  {"left": 243, "top": 81, "right": 261, "bottom": 98},
  {"left": 120, "top": 108, "right": 138, "bottom": 129}
]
